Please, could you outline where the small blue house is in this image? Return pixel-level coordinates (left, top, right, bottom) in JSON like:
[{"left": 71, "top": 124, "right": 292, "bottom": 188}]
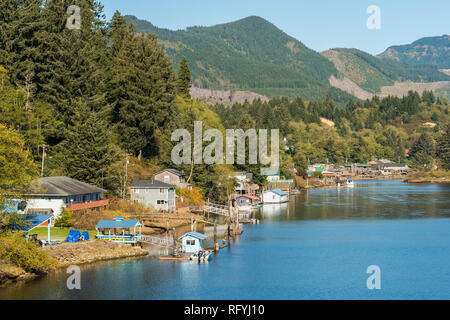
[{"left": 178, "top": 231, "right": 208, "bottom": 253}]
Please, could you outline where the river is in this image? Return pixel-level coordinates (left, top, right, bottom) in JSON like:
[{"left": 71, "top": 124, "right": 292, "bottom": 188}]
[{"left": 1, "top": 180, "right": 449, "bottom": 300}]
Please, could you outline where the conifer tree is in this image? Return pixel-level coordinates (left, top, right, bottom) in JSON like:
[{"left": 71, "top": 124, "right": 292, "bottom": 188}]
[
  {"left": 62, "top": 101, "right": 119, "bottom": 187},
  {"left": 108, "top": 11, "right": 178, "bottom": 158},
  {"left": 437, "top": 125, "right": 450, "bottom": 170},
  {"left": 177, "top": 56, "right": 191, "bottom": 98}
]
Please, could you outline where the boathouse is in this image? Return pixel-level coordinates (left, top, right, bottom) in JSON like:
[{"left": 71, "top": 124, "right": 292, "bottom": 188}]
[
  {"left": 179, "top": 231, "right": 208, "bottom": 253},
  {"left": 262, "top": 189, "right": 288, "bottom": 204},
  {"left": 96, "top": 216, "right": 142, "bottom": 243}
]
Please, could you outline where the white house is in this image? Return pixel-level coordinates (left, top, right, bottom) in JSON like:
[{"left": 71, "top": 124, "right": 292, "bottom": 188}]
[
  {"left": 22, "top": 176, "right": 108, "bottom": 218},
  {"left": 130, "top": 180, "right": 176, "bottom": 212},
  {"left": 262, "top": 189, "right": 288, "bottom": 204}
]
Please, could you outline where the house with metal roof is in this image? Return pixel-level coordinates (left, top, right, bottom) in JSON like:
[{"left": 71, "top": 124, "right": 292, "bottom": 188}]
[
  {"left": 262, "top": 189, "right": 289, "bottom": 204},
  {"left": 130, "top": 180, "right": 176, "bottom": 212},
  {"left": 178, "top": 231, "right": 208, "bottom": 253},
  {"left": 22, "top": 176, "right": 108, "bottom": 218},
  {"left": 96, "top": 216, "right": 142, "bottom": 243}
]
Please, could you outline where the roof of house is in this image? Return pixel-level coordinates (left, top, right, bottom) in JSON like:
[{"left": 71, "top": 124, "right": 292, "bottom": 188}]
[
  {"left": 154, "top": 168, "right": 184, "bottom": 177},
  {"left": 17, "top": 214, "right": 54, "bottom": 232},
  {"left": 130, "top": 180, "right": 175, "bottom": 189},
  {"left": 24, "top": 176, "right": 105, "bottom": 197},
  {"left": 260, "top": 168, "right": 280, "bottom": 176},
  {"left": 96, "top": 219, "right": 141, "bottom": 229},
  {"left": 267, "top": 189, "right": 287, "bottom": 196},
  {"left": 383, "top": 163, "right": 408, "bottom": 168},
  {"left": 178, "top": 231, "right": 208, "bottom": 240},
  {"left": 236, "top": 194, "right": 259, "bottom": 201}
]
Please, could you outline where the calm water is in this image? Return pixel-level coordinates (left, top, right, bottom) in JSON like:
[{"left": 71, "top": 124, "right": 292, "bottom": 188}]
[{"left": 1, "top": 180, "right": 450, "bottom": 300}]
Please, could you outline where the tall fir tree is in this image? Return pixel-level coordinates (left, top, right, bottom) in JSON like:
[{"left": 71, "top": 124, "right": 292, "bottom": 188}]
[
  {"left": 177, "top": 56, "right": 191, "bottom": 98},
  {"left": 437, "top": 125, "right": 450, "bottom": 170},
  {"left": 108, "top": 11, "right": 178, "bottom": 159},
  {"left": 62, "top": 101, "right": 119, "bottom": 187}
]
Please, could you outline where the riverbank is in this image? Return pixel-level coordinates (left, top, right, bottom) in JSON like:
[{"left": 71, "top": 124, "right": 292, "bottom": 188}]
[{"left": 0, "top": 240, "right": 148, "bottom": 287}]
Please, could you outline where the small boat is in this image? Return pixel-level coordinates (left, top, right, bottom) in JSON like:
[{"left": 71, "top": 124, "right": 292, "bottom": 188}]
[
  {"left": 346, "top": 176, "right": 354, "bottom": 187},
  {"left": 190, "top": 250, "right": 213, "bottom": 262}
]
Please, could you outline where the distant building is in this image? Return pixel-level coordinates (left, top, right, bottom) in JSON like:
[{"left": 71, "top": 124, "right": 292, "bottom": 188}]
[
  {"left": 370, "top": 159, "right": 409, "bottom": 175},
  {"left": 22, "top": 176, "right": 108, "bottom": 218},
  {"left": 154, "top": 169, "right": 191, "bottom": 189},
  {"left": 262, "top": 189, "right": 288, "bottom": 204},
  {"left": 130, "top": 180, "right": 176, "bottom": 212},
  {"left": 234, "top": 172, "right": 254, "bottom": 194},
  {"left": 260, "top": 168, "right": 280, "bottom": 182},
  {"left": 235, "top": 194, "right": 259, "bottom": 211}
]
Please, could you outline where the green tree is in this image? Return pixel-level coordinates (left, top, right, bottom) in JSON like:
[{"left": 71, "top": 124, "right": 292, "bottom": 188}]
[
  {"left": 177, "top": 57, "right": 191, "bottom": 98},
  {"left": 409, "top": 133, "right": 436, "bottom": 169},
  {"left": 0, "top": 124, "right": 38, "bottom": 204},
  {"left": 437, "top": 125, "right": 450, "bottom": 170},
  {"left": 108, "top": 12, "right": 178, "bottom": 158},
  {"left": 62, "top": 102, "right": 119, "bottom": 187}
]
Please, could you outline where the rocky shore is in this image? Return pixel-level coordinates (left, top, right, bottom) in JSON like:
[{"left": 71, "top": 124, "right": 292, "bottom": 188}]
[{"left": 46, "top": 240, "right": 149, "bottom": 267}]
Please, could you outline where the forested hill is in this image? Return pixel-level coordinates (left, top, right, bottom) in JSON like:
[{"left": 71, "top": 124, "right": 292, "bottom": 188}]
[
  {"left": 322, "top": 48, "right": 450, "bottom": 95},
  {"left": 127, "top": 15, "right": 450, "bottom": 101},
  {"left": 125, "top": 15, "right": 351, "bottom": 101},
  {"left": 379, "top": 35, "right": 450, "bottom": 69}
]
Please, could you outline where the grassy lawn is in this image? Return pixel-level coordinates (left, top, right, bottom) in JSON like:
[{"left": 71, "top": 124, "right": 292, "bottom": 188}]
[{"left": 31, "top": 227, "right": 97, "bottom": 241}]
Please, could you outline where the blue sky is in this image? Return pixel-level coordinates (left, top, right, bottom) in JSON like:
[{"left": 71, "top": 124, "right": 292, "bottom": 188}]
[{"left": 101, "top": 0, "right": 449, "bottom": 55}]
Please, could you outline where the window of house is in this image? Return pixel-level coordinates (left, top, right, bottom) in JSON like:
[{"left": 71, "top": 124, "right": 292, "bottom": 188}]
[
  {"left": 160, "top": 188, "right": 165, "bottom": 193},
  {"left": 157, "top": 200, "right": 164, "bottom": 204},
  {"left": 186, "top": 239, "right": 196, "bottom": 246}
]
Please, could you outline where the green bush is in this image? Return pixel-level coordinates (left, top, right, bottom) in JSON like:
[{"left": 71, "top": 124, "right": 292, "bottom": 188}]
[
  {"left": 54, "top": 210, "right": 74, "bottom": 228},
  {"left": 0, "top": 235, "right": 57, "bottom": 273}
]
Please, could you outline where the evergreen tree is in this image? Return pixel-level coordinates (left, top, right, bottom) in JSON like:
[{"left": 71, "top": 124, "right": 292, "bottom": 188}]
[
  {"left": 62, "top": 102, "right": 119, "bottom": 187},
  {"left": 409, "top": 133, "right": 436, "bottom": 168},
  {"left": 177, "top": 56, "right": 191, "bottom": 98},
  {"left": 437, "top": 125, "right": 450, "bottom": 170},
  {"left": 108, "top": 11, "right": 178, "bottom": 158}
]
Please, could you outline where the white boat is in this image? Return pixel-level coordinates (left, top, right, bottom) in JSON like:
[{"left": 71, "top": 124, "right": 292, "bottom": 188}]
[
  {"left": 346, "top": 176, "right": 354, "bottom": 187},
  {"left": 190, "top": 250, "right": 213, "bottom": 262}
]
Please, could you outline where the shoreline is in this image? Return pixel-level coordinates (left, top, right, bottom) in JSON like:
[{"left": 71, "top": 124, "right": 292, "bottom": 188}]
[{"left": 0, "top": 216, "right": 202, "bottom": 288}]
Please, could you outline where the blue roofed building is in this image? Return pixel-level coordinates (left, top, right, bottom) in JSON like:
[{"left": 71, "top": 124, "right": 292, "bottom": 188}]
[
  {"left": 178, "top": 231, "right": 208, "bottom": 253},
  {"left": 262, "top": 189, "right": 289, "bottom": 204},
  {"left": 96, "top": 216, "right": 142, "bottom": 243}
]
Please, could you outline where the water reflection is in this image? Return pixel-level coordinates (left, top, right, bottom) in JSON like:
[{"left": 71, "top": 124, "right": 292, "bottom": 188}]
[{"left": 1, "top": 180, "right": 449, "bottom": 300}]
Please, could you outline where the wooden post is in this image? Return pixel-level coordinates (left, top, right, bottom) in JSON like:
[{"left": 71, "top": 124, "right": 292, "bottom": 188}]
[{"left": 213, "top": 219, "right": 218, "bottom": 252}]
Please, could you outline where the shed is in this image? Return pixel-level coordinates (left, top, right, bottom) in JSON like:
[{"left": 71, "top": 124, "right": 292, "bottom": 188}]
[{"left": 178, "top": 231, "right": 208, "bottom": 253}]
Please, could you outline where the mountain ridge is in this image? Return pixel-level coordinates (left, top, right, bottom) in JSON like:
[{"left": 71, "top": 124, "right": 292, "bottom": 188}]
[{"left": 125, "top": 15, "right": 450, "bottom": 101}]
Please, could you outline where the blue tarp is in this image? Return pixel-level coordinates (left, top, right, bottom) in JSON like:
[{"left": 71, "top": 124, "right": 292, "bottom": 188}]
[
  {"left": 81, "top": 231, "right": 90, "bottom": 241},
  {"left": 66, "top": 230, "right": 81, "bottom": 242}
]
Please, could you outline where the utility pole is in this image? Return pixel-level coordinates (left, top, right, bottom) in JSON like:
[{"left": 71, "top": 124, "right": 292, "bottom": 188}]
[
  {"left": 39, "top": 144, "right": 47, "bottom": 177},
  {"left": 123, "top": 155, "right": 130, "bottom": 199}
]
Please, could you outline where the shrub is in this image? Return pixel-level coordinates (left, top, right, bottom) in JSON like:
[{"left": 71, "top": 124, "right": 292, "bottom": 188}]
[
  {"left": 179, "top": 187, "right": 205, "bottom": 207},
  {"left": 0, "top": 235, "right": 57, "bottom": 273},
  {"left": 54, "top": 210, "right": 74, "bottom": 228}
]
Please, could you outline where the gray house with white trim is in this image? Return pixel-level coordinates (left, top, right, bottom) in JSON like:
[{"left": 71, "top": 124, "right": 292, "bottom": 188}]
[{"left": 130, "top": 180, "right": 176, "bottom": 212}]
